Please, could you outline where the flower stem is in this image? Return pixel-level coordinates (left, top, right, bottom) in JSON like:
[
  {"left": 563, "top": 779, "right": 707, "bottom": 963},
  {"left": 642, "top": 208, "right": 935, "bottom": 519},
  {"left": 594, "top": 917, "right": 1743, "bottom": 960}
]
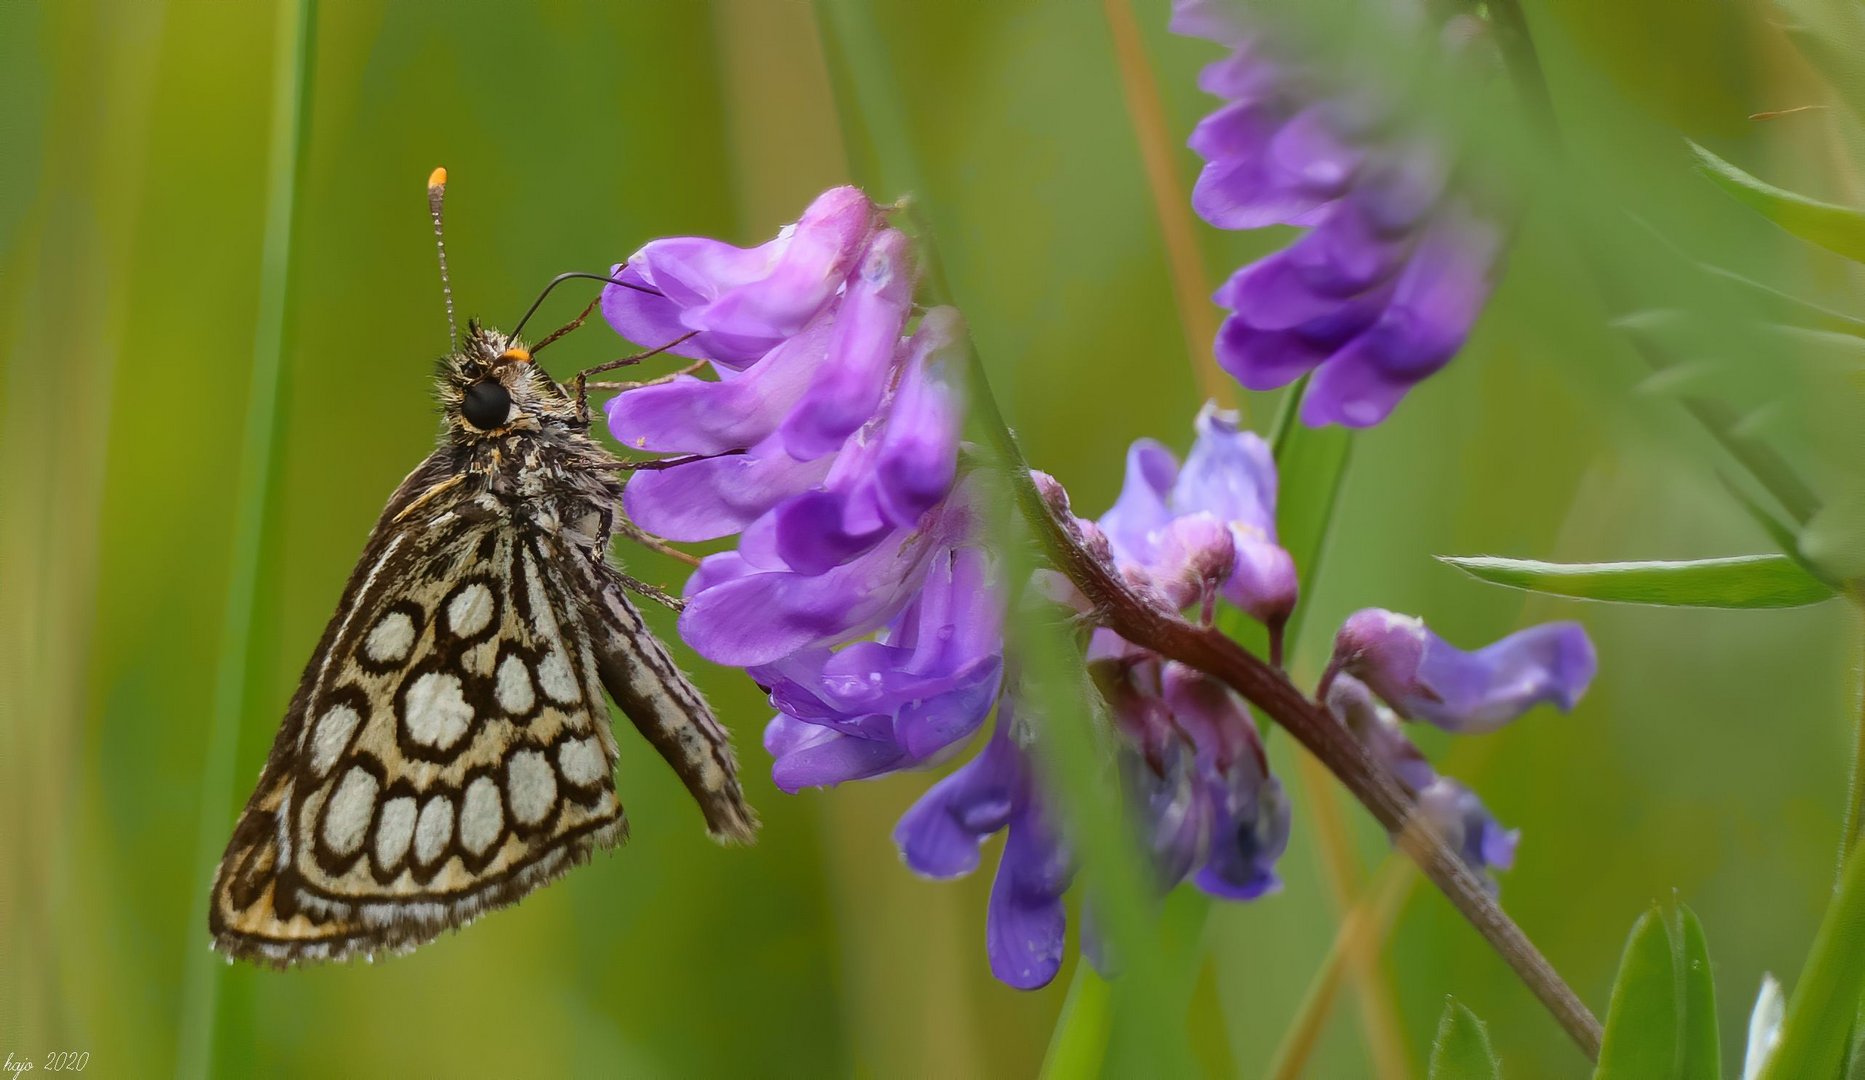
[{"left": 963, "top": 362, "right": 1604, "bottom": 1059}]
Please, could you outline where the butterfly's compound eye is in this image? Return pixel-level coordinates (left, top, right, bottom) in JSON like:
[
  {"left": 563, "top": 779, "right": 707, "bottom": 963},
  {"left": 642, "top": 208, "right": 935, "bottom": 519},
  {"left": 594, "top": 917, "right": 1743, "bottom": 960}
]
[{"left": 462, "top": 379, "right": 512, "bottom": 430}]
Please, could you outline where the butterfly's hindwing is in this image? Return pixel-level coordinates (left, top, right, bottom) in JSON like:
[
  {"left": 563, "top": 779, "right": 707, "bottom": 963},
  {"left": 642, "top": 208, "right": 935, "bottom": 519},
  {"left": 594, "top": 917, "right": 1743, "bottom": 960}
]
[
  {"left": 209, "top": 326, "right": 757, "bottom": 966},
  {"left": 210, "top": 454, "right": 629, "bottom": 964}
]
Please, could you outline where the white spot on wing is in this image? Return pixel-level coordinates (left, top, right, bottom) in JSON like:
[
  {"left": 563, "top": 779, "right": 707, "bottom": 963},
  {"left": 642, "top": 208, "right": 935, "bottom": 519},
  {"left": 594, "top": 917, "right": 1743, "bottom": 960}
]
[
  {"left": 537, "top": 648, "right": 579, "bottom": 704},
  {"left": 460, "top": 776, "right": 504, "bottom": 855},
  {"left": 309, "top": 705, "right": 361, "bottom": 776},
  {"left": 414, "top": 795, "right": 454, "bottom": 864},
  {"left": 447, "top": 582, "right": 495, "bottom": 637},
  {"left": 365, "top": 610, "right": 416, "bottom": 664},
  {"left": 496, "top": 654, "right": 535, "bottom": 714},
  {"left": 403, "top": 671, "right": 474, "bottom": 749},
  {"left": 558, "top": 737, "right": 606, "bottom": 787},
  {"left": 506, "top": 749, "right": 556, "bottom": 826},
  {"left": 375, "top": 796, "right": 417, "bottom": 868},
  {"left": 323, "top": 767, "right": 378, "bottom": 856}
]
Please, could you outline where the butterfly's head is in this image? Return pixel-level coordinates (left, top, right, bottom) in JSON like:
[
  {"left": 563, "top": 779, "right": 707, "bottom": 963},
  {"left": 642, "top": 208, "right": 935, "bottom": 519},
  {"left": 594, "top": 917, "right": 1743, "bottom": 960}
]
[{"left": 438, "top": 320, "right": 581, "bottom": 440}]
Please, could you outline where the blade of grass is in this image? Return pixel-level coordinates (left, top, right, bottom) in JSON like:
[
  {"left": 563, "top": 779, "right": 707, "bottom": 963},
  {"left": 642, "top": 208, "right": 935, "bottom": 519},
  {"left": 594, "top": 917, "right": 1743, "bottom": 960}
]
[
  {"left": 1264, "top": 852, "right": 1419, "bottom": 1080},
  {"left": 173, "top": 1, "right": 316, "bottom": 1074},
  {"left": 1758, "top": 832, "right": 1865, "bottom": 1080},
  {"left": 815, "top": 2, "right": 1191, "bottom": 1073},
  {"left": 1100, "top": 0, "right": 1235, "bottom": 414}
]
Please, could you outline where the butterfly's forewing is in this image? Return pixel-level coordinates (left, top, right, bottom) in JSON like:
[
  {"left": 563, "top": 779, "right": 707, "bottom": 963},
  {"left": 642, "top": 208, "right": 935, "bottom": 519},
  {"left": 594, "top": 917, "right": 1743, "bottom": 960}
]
[{"left": 211, "top": 451, "right": 626, "bottom": 963}]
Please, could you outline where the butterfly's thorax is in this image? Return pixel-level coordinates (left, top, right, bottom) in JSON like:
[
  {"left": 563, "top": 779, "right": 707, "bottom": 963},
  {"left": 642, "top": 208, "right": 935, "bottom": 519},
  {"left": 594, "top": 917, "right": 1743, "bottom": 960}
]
[{"left": 462, "top": 427, "right": 621, "bottom": 556}]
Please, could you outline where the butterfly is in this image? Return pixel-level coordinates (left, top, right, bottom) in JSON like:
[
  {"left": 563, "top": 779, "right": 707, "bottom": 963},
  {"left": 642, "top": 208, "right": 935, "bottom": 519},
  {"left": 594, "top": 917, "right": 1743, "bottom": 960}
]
[{"left": 208, "top": 170, "right": 756, "bottom": 966}]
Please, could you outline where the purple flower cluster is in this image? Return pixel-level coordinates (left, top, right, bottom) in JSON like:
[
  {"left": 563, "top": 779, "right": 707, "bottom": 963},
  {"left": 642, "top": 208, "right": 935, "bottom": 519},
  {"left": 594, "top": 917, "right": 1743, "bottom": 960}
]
[
  {"left": 1174, "top": 0, "right": 1504, "bottom": 428},
  {"left": 602, "top": 188, "right": 998, "bottom": 791},
  {"left": 1322, "top": 609, "right": 1598, "bottom": 881},
  {"left": 596, "top": 185, "right": 1594, "bottom": 992}
]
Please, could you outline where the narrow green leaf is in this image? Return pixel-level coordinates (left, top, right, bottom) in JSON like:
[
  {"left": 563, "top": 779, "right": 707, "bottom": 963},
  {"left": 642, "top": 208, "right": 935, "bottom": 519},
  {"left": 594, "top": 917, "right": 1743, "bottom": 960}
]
[
  {"left": 175, "top": 2, "right": 317, "bottom": 1076},
  {"left": 1677, "top": 906, "right": 1723, "bottom": 1080},
  {"left": 1271, "top": 383, "right": 1354, "bottom": 599},
  {"left": 1429, "top": 999, "right": 1501, "bottom": 1080},
  {"left": 1596, "top": 902, "right": 1722, "bottom": 1080},
  {"left": 1439, "top": 553, "right": 1836, "bottom": 608},
  {"left": 1597, "top": 909, "right": 1683, "bottom": 1079},
  {"left": 1690, "top": 141, "right": 1865, "bottom": 265},
  {"left": 1759, "top": 838, "right": 1865, "bottom": 1080}
]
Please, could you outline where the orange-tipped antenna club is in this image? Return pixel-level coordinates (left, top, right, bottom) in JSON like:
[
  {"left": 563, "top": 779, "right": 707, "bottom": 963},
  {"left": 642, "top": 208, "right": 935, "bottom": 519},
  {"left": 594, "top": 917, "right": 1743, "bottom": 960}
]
[{"left": 427, "top": 167, "right": 457, "bottom": 348}]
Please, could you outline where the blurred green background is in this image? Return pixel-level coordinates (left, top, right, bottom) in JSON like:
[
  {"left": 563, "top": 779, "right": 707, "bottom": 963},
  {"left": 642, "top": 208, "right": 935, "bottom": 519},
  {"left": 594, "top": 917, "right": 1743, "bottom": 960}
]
[{"left": 2, "top": 0, "right": 1859, "bottom": 1076}]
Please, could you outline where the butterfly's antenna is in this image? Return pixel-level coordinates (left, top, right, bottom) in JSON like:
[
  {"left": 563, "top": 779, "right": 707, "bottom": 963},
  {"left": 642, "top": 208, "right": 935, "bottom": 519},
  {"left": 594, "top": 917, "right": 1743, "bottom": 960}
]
[
  {"left": 427, "top": 167, "right": 458, "bottom": 349},
  {"left": 507, "top": 271, "right": 662, "bottom": 343}
]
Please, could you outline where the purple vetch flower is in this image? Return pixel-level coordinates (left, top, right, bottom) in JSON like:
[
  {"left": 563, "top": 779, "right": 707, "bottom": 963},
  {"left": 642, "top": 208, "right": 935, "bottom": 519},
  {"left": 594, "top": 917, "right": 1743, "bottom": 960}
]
[
  {"left": 894, "top": 710, "right": 1073, "bottom": 989},
  {"left": 1173, "top": 0, "right": 1505, "bottom": 428},
  {"left": 1098, "top": 402, "right": 1297, "bottom": 627},
  {"left": 1327, "top": 673, "right": 1519, "bottom": 882},
  {"left": 1329, "top": 608, "right": 1597, "bottom": 734},
  {"left": 1097, "top": 657, "right": 1292, "bottom": 900},
  {"left": 601, "top": 186, "right": 883, "bottom": 368},
  {"left": 756, "top": 541, "right": 1005, "bottom": 792}
]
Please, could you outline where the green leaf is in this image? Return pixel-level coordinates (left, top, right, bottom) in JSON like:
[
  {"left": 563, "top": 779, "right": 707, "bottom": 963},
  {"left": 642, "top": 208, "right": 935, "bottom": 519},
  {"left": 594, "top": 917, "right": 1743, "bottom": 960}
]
[
  {"left": 1270, "top": 381, "right": 1354, "bottom": 597},
  {"left": 1759, "top": 838, "right": 1865, "bottom": 1080},
  {"left": 1429, "top": 999, "right": 1501, "bottom": 1080},
  {"left": 1439, "top": 553, "right": 1836, "bottom": 608},
  {"left": 1690, "top": 141, "right": 1865, "bottom": 265},
  {"left": 1595, "top": 902, "right": 1722, "bottom": 1080}
]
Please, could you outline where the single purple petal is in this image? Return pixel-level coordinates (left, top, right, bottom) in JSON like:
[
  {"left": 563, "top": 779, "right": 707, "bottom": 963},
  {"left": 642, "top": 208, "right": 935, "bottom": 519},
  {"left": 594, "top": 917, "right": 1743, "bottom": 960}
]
[
  {"left": 1161, "top": 661, "right": 1261, "bottom": 772},
  {"left": 601, "top": 187, "right": 878, "bottom": 367},
  {"left": 1125, "top": 743, "right": 1210, "bottom": 889},
  {"left": 1222, "top": 207, "right": 1408, "bottom": 331},
  {"left": 1334, "top": 609, "right": 1598, "bottom": 733},
  {"left": 1267, "top": 104, "right": 1365, "bottom": 196},
  {"left": 1352, "top": 141, "right": 1451, "bottom": 235},
  {"left": 1098, "top": 440, "right": 1180, "bottom": 567},
  {"left": 1418, "top": 778, "right": 1519, "bottom": 882},
  {"left": 696, "top": 188, "right": 878, "bottom": 343},
  {"left": 1169, "top": 0, "right": 1249, "bottom": 47},
  {"left": 769, "top": 487, "right": 892, "bottom": 576},
  {"left": 778, "top": 229, "right": 918, "bottom": 459},
  {"left": 1221, "top": 532, "right": 1298, "bottom": 626},
  {"left": 1212, "top": 313, "right": 1334, "bottom": 391},
  {"left": 894, "top": 724, "right": 1022, "bottom": 879},
  {"left": 603, "top": 320, "right": 831, "bottom": 454},
  {"left": 986, "top": 797, "right": 1072, "bottom": 990},
  {"left": 870, "top": 308, "right": 966, "bottom": 526},
  {"left": 763, "top": 714, "right": 907, "bottom": 793},
  {"left": 1150, "top": 512, "right": 1238, "bottom": 610},
  {"left": 1194, "top": 766, "right": 1289, "bottom": 901},
  {"left": 1171, "top": 403, "right": 1278, "bottom": 535},
  {"left": 1297, "top": 345, "right": 1418, "bottom": 427},
  {"left": 1325, "top": 673, "right": 1436, "bottom": 792},
  {"left": 622, "top": 434, "right": 834, "bottom": 542},
  {"left": 680, "top": 522, "right": 941, "bottom": 667},
  {"left": 1346, "top": 200, "right": 1502, "bottom": 380},
  {"left": 1189, "top": 101, "right": 1331, "bottom": 231}
]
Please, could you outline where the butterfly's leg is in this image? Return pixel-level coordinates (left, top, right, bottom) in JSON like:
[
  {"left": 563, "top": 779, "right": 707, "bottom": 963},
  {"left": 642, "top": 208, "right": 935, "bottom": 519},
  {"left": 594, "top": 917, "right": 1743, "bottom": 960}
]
[
  {"left": 572, "top": 330, "right": 701, "bottom": 415},
  {"left": 613, "top": 513, "right": 702, "bottom": 569},
  {"left": 528, "top": 296, "right": 600, "bottom": 355},
  {"left": 611, "top": 570, "right": 684, "bottom": 613},
  {"left": 581, "top": 359, "right": 709, "bottom": 394}
]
